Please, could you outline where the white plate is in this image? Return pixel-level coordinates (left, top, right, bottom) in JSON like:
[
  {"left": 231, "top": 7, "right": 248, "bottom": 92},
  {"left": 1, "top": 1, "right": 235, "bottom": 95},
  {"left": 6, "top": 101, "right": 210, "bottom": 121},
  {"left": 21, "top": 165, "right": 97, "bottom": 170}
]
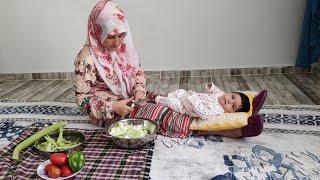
[{"left": 37, "top": 160, "right": 82, "bottom": 180}]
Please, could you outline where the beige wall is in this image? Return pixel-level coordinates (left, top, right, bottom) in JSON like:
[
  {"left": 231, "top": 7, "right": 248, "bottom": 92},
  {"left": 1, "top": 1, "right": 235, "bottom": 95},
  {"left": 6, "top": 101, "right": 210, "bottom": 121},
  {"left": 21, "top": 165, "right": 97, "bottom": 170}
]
[{"left": 0, "top": 0, "right": 306, "bottom": 73}]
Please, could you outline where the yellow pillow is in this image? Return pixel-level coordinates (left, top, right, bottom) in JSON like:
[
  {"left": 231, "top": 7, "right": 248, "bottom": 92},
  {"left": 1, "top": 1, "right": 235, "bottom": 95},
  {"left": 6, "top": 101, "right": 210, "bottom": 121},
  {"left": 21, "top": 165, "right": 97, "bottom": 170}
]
[
  {"left": 189, "top": 113, "right": 248, "bottom": 131},
  {"left": 189, "top": 91, "right": 257, "bottom": 131}
]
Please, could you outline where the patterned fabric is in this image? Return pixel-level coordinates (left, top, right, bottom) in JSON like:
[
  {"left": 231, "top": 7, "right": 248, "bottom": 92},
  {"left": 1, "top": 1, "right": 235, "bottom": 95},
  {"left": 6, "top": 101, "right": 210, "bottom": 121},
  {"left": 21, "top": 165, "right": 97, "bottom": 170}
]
[
  {"left": 0, "top": 127, "right": 153, "bottom": 179},
  {"left": 87, "top": 0, "right": 144, "bottom": 98},
  {"left": 75, "top": 0, "right": 146, "bottom": 126},
  {"left": 129, "top": 103, "right": 192, "bottom": 138},
  {"left": 0, "top": 101, "right": 90, "bottom": 123},
  {"left": 0, "top": 122, "right": 24, "bottom": 141},
  {"left": 74, "top": 0, "right": 146, "bottom": 126},
  {"left": 156, "top": 84, "right": 225, "bottom": 120}
]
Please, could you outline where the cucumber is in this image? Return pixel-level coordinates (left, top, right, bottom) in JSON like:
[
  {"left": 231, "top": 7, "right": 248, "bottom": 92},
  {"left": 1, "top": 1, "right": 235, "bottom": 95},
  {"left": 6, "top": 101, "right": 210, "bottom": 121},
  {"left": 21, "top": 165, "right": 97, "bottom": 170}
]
[{"left": 12, "top": 122, "right": 67, "bottom": 160}]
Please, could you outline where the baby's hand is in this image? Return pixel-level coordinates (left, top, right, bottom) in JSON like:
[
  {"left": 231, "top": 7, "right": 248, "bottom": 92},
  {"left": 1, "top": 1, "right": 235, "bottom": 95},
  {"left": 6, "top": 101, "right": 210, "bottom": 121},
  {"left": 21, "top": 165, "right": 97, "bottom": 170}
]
[{"left": 206, "top": 82, "right": 216, "bottom": 91}]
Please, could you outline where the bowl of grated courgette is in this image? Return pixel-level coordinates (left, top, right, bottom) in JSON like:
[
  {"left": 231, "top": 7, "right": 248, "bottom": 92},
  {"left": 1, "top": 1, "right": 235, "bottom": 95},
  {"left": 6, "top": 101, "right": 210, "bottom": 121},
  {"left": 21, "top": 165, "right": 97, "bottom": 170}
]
[{"left": 106, "top": 118, "right": 159, "bottom": 149}]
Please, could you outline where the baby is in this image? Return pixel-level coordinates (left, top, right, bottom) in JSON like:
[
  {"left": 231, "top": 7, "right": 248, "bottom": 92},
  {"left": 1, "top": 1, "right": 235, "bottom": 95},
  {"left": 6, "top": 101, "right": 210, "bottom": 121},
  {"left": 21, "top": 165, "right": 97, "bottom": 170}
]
[{"left": 155, "top": 83, "right": 250, "bottom": 120}]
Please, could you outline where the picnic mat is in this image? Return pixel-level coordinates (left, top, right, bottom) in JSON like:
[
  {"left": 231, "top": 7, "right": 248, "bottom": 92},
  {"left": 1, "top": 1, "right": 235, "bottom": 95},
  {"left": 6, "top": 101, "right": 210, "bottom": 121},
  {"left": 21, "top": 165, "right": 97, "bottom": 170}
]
[
  {"left": 0, "top": 126, "right": 153, "bottom": 180},
  {"left": 1, "top": 100, "right": 320, "bottom": 179}
]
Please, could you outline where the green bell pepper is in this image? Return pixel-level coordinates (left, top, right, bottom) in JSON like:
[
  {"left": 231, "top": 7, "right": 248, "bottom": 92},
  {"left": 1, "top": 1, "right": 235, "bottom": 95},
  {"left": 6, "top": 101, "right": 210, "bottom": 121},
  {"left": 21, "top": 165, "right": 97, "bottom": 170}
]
[{"left": 69, "top": 151, "right": 85, "bottom": 172}]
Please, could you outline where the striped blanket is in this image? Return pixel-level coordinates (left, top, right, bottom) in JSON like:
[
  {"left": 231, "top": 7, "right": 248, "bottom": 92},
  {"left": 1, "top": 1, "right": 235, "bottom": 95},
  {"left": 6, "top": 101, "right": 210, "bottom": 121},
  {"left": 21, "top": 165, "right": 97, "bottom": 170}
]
[
  {"left": 129, "top": 103, "right": 192, "bottom": 138},
  {"left": 0, "top": 126, "right": 153, "bottom": 179}
]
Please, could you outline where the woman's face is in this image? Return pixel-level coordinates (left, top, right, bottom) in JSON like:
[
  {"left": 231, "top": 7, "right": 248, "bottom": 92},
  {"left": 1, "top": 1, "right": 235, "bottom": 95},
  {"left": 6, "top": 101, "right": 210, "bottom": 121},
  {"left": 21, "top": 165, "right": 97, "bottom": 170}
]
[{"left": 102, "top": 32, "right": 126, "bottom": 51}]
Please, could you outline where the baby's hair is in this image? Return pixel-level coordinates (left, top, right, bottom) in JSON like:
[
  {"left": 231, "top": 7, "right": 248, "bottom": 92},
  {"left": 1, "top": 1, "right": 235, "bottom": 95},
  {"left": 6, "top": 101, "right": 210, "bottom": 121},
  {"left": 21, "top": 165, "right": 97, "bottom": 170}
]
[{"left": 235, "top": 92, "right": 250, "bottom": 112}]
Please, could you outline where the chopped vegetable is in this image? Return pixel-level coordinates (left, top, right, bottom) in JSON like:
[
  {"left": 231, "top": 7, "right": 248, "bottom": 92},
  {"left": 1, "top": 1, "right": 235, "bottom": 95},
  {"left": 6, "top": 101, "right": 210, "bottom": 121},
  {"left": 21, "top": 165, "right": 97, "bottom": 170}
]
[
  {"left": 35, "top": 128, "right": 81, "bottom": 152},
  {"left": 68, "top": 151, "right": 85, "bottom": 172},
  {"left": 109, "top": 121, "right": 156, "bottom": 139},
  {"left": 12, "top": 122, "right": 67, "bottom": 160}
]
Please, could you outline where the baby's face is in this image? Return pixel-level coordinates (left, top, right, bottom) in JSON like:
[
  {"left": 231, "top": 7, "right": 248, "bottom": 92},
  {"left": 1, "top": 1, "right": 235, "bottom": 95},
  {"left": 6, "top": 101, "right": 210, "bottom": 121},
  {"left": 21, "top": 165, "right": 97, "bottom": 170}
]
[{"left": 218, "top": 93, "right": 242, "bottom": 113}]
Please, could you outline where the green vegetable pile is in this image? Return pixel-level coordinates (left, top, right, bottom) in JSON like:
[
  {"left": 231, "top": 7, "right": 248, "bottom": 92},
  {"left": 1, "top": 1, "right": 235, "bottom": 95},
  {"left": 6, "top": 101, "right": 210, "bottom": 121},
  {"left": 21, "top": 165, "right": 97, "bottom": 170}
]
[
  {"left": 109, "top": 121, "right": 156, "bottom": 139},
  {"left": 36, "top": 127, "right": 81, "bottom": 152}
]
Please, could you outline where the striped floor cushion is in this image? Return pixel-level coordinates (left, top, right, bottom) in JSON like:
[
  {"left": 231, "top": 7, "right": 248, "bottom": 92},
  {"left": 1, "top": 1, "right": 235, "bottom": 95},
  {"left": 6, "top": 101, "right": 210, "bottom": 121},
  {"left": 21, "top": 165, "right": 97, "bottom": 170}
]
[{"left": 129, "top": 103, "right": 192, "bottom": 138}]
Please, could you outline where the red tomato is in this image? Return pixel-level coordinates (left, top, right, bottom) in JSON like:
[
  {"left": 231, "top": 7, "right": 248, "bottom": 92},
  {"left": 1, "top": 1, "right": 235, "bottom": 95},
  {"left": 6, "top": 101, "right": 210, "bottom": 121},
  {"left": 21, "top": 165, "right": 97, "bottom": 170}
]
[
  {"left": 44, "top": 163, "right": 54, "bottom": 173},
  {"left": 50, "top": 153, "right": 68, "bottom": 167},
  {"left": 47, "top": 165, "right": 61, "bottom": 178},
  {"left": 60, "top": 165, "right": 73, "bottom": 177}
]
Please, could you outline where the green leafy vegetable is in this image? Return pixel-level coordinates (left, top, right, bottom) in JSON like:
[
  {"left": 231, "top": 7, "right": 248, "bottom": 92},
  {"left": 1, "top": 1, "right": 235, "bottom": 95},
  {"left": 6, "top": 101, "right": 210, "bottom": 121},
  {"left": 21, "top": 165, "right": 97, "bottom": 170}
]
[{"left": 12, "top": 122, "right": 66, "bottom": 160}]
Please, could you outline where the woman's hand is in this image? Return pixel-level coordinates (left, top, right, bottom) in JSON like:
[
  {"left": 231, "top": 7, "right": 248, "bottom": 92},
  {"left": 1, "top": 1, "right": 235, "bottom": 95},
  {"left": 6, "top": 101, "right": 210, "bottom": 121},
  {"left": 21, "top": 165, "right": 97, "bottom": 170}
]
[
  {"left": 112, "top": 98, "right": 134, "bottom": 117},
  {"left": 134, "top": 91, "right": 146, "bottom": 102}
]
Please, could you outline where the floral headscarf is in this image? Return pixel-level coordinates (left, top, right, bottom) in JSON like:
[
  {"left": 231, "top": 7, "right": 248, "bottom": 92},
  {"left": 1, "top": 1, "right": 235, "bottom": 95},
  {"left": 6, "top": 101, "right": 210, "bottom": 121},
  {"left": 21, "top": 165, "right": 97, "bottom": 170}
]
[{"left": 88, "top": 0, "right": 139, "bottom": 98}]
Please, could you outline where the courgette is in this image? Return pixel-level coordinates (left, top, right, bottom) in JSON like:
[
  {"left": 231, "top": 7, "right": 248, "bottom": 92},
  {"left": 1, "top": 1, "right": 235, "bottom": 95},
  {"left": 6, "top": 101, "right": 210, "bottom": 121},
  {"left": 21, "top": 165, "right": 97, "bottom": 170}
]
[{"left": 12, "top": 122, "right": 66, "bottom": 160}]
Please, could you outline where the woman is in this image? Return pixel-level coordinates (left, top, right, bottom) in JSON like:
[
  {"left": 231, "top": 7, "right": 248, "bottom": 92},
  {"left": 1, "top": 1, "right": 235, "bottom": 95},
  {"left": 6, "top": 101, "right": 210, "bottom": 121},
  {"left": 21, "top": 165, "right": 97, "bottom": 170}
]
[{"left": 74, "top": 0, "right": 146, "bottom": 127}]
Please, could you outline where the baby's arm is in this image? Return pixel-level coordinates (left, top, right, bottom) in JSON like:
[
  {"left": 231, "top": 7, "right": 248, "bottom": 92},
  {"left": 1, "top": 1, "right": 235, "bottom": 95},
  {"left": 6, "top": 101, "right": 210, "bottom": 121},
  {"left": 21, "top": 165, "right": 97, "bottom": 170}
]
[
  {"left": 206, "top": 82, "right": 224, "bottom": 95},
  {"left": 156, "top": 89, "right": 188, "bottom": 114},
  {"left": 156, "top": 96, "right": 186, "bottom": 114},
  {"left": 188, "top": 93, "right": 224, "bottom": 120}
]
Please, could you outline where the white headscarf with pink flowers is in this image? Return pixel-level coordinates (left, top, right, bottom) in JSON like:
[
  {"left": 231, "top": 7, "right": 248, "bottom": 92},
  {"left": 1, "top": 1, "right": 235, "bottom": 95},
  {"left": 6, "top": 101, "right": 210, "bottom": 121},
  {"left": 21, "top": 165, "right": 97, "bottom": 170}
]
[{"left": 88, "top": 0, "right": 139, "bottom": 98}]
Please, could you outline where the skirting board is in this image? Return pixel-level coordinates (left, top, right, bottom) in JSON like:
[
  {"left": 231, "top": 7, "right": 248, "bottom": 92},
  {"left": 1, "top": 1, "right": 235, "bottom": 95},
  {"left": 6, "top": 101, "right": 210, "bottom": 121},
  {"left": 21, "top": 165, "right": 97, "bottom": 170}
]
[{"left": 0, "top": 66, "right": 312, "bottom": 80}]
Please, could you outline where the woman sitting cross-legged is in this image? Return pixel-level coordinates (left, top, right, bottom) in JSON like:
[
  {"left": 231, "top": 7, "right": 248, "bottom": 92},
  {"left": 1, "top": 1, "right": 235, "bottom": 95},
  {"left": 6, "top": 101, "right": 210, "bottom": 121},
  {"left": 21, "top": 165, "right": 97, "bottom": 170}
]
[{"left": 74, "top": 0, "right": 147, "bottom": 127}]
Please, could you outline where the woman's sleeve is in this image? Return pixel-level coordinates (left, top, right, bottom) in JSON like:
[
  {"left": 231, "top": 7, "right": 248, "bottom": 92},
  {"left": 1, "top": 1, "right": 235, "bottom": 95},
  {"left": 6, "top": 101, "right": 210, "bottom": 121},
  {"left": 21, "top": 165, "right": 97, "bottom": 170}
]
[
  {"left": 74, "top": 48, "right": 115, "bottom": 124},
  {"left": 133, "top": 67, "right": 146, "bottom": 94}
]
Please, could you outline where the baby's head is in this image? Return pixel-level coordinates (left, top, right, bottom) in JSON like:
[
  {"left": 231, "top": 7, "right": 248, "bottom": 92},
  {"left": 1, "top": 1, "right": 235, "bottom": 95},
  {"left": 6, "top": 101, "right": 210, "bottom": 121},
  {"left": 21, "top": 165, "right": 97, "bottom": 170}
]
[{"left": 218, "top": 92, "right": 250, "bottom": 113}]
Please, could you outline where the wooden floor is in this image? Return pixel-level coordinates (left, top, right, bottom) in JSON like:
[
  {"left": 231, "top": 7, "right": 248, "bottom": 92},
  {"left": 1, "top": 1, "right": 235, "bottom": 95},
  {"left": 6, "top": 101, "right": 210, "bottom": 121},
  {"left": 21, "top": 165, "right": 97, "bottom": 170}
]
[{"left": 0, "top": 70, "right": 320, "bottom": 105}]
